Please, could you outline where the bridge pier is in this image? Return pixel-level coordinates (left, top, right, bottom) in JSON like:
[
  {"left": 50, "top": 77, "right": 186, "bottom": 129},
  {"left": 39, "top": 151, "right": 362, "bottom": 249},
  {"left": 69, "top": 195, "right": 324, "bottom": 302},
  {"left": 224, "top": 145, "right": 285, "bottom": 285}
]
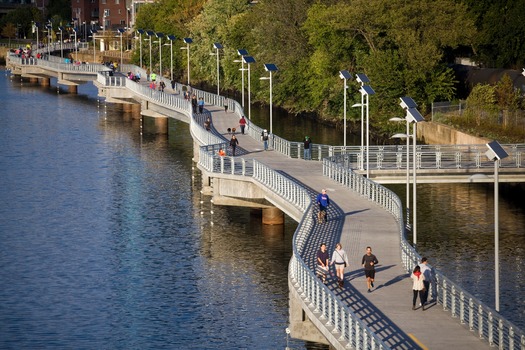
[
  {"left": 288, "top": 287, "right": 329, "bottom": 345},
  {"left": 40, "top": 77, "right": 51, "bottom": 86},
  {"left": 29, "top": 77, "right": 38, "bottom": 84},
  {"left": 68, "top": 85, "right": 78, "bottom": 94},
  {"left": 262, "top": 207, "right": 284, "bottom": 225}
]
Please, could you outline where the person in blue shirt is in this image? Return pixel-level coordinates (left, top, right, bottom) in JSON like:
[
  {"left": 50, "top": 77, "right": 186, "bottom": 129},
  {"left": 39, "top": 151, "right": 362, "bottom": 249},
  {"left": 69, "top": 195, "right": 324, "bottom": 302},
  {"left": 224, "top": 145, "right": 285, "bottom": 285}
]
[{"left": 316, "top": 189, "right": 330, "bottom": 222}]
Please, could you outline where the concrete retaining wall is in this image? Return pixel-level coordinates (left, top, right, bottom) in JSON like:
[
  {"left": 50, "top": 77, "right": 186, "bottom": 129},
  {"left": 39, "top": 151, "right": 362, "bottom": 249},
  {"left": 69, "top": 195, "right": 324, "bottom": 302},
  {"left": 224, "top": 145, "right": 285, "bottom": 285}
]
[{"left": 418, "top": 121, "right": 489, "bottom": 145}]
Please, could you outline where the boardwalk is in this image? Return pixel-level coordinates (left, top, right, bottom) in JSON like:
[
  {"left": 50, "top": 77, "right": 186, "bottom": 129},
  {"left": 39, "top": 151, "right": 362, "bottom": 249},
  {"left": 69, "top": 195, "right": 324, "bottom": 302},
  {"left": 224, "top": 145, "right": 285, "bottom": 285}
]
[
  {"left": 6, "top": 56, "right": 511, "bottom": 348},
  {"left": 199, "top": 105, "right": 489, "bottom": 349}
]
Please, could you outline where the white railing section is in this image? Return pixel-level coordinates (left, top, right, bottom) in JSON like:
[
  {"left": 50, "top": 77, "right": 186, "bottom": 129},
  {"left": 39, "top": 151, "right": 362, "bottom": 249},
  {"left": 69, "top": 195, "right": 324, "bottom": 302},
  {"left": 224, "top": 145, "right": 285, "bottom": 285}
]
[
  {"left": 96, "top": 72, "right": 127, "bottom": 87},
  {"left": 324, "top": 154, "right": 525, "bottom": 349}
]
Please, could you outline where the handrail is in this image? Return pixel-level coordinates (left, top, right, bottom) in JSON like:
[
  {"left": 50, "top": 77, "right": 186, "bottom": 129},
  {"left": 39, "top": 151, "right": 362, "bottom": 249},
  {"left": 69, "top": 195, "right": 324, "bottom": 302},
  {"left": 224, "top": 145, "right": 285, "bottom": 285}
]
[{"left": 324, "top": 154, "right": 525, "bottom": 349}]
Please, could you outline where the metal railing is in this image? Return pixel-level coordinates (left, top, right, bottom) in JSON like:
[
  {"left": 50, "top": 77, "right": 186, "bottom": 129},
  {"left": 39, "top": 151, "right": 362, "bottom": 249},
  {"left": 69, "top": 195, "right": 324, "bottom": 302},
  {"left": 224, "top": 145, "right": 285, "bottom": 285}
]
[{"left": 325, "top": 154, "right": 525, "bottom": 349}]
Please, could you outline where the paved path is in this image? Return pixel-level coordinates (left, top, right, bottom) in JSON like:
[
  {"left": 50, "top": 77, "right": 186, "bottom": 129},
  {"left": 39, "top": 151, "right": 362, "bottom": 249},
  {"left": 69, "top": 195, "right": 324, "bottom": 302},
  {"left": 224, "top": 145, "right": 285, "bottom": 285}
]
[{"left": 198, "top": 104, "right": 489, "bottom": 349}]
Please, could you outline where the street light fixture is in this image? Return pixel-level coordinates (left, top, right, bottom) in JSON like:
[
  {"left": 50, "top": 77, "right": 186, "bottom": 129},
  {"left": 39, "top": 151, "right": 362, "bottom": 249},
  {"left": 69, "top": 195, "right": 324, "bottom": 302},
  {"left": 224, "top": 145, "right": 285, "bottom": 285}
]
[
  {"left": 72, "top": 27, "right": 79, "bottom": 57},
  {"left": 58, "top": 26, "right": 64, "bottom": 58},
  {"left": 166, "top": 35, "right": 176, "bottom": 81},
  {"left": 235, "top": 49, "right": 249, "bottom": 107},
  {"left": 117, "top": 28, "right": 125, "bottom": 67},
  {"left": 242, "top": 55, "right": 255, "bottom": 119},
  {"left": 352, "top": 73, "right": 371, "bottom": 171},
  {"left": 339, "top": 70, "right": 352, "bottom": 148},
  {"left": 146, "top": 30, "right": 154, "bottom": 76},
  {"left": 390, "top": 117, "right": 411, "bottom": 231},
  {"left": 46, "top": 23, "right": 52, "bottom": 57},
  {"left": 398, "top": 97, "right": 424, "bottom": 247},
  {"left": 210, "top": 43, "right": 223, "bottom": 95},
  {"left": 181, "top": 37, "right": 193, "bottom": 86},
  {"left": 485, "top": 140, "right": 509, "bottom": 312},
  {"left": 260, "top": 63, "right": 278, "bottom": 135},
  {"left": 358, "top": 83, "right": 375, "bottom": 178},
  {"left": 137, "top": 29, "right": 144, "bottom": 68}
]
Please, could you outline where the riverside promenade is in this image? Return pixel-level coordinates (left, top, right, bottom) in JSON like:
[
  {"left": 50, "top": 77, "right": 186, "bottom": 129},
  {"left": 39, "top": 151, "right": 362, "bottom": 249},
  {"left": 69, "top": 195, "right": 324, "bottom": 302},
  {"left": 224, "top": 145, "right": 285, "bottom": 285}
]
[{"left": 197, "top": 104, "right": 489, "bottom": 349}]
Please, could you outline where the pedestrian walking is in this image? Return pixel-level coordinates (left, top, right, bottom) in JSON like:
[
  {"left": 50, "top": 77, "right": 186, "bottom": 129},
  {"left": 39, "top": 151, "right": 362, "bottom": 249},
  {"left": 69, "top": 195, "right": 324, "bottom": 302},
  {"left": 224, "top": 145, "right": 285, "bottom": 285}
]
[
  {"left": 218, "top": 148, "right": 226, "bottom": 157},
  {"left": 224, "top": 98, "right": 229, "bottom": 113},
  {"left": 362, "top": 246, "right": 378, "bottom": 293},
  {"left": 239, "top": 116, "right": 247, "bottom": 135},
  {"left": 192, "top": 94, "right": 198, "bottom": 113},
  {"left": 198, "top": 97, "right": 205, "bottom": 114},
  {"left": 261, "top": 129, "right": 269, "bottom": 151},
  {"left": 419, "top": 257, "right": 432, "bottom": 305},
  {"left": 316, "top": 243, "right": 330, "bottom": 284},
  {"left": 171, "top": 78, "right": 176, "bottom": 90},
  {"left": 331, "top": 243, "right": 349, "bottom": 288},
  {"left": 411, "top": 265, "right": 426, "bottom": 310},
  {"left": 303, "top": 136, "right": 312, "bottom": 160},
  {"left": 159, "top": 80, "right": 165, "bottom": 92},
  {"left": 229, "top": 135, "right": 239, "bottom": 156},
  {"left": 204, "top": 117, "right": 211, "bottom": 131},
  {"left": 316, "top": 189, "right": 330, "bottom": 223}
]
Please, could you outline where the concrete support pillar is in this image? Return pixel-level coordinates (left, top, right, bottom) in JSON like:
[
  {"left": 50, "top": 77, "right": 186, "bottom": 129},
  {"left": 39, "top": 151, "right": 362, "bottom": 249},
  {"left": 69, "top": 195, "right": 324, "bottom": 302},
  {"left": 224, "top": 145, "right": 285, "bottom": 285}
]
[
  {"left": 29, "top": 77, "right": 38, "bottom": 83},
  {"left": 123, "top": 103, "right": 132, "bottom": 113},
  {"left": 68, "top": 85, "right": 78, "bottom": 94},
  {"left": 131, "top": 104, "right": 141, "bottom": 119},
  {"left": 262, "top": 207, "right": 284, "bottom": 225},
  {"left": 288, "top": 287, "right": 329, "bottom": 345},
  {"left": 40, "top": 78, "right": 50, "bottom": 86},
  {"left": 155, "top": 117, "right": 169, "bottom": 135}
]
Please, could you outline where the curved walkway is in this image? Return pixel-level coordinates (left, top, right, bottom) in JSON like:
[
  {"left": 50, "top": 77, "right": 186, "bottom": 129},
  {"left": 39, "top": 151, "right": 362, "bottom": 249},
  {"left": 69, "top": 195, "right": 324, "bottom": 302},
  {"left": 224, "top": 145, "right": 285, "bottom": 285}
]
[{"left": 200, "top": 105, "right": 489, "bottom": 349}]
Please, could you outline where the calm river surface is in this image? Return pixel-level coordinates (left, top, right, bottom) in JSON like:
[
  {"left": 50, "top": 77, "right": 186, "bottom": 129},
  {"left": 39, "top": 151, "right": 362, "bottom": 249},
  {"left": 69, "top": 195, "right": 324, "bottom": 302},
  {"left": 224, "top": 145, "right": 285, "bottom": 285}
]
[{"left": 0, "top": 71, "right": 523, "bottom": 350}]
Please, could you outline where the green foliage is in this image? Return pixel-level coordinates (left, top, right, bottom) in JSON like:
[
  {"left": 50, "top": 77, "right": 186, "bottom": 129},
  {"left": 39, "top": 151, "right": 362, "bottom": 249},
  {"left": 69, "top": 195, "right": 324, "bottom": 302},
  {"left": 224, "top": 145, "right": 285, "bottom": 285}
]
[
  {"left": 494, "top": 74, "right": 521, "bottom": 111},
  {"left": 0, "top": 6, "right": 43, "bottom": 40}
]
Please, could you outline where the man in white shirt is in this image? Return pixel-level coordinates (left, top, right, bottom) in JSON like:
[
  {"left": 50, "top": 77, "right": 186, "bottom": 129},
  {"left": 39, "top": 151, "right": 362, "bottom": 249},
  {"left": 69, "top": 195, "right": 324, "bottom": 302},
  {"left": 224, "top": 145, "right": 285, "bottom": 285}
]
[{"left": 419, "top": 257, "right": 432, "bottom": 305}]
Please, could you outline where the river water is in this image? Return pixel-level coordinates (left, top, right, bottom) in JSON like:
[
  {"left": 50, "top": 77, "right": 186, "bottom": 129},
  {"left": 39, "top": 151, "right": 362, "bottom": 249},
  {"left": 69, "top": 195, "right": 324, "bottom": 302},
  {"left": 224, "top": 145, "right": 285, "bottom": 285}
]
[{"left": 0, "top": 71, "right": 523, "bottom": 350}]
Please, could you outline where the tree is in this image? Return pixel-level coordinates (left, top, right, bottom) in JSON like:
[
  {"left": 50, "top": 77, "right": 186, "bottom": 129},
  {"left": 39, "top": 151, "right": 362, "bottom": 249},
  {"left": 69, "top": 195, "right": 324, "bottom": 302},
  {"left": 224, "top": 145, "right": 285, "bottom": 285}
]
[{"left": 2, "top": 23, "right": 17, "bottom": 46}]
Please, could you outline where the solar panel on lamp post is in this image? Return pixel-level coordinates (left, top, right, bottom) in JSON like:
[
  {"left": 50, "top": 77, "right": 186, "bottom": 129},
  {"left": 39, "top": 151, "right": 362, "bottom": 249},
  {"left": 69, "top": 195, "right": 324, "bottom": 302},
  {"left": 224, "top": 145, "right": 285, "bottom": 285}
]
[
  {"left": 260, "top": 63, "right": 278, "bottom": 135},
  {"left": 146, "top": 30, "right": 154, "bottom": 76},
  {"left": 358, "top": 83, "right": 375, "bottom": 178},
  {"left": 181, "top": 38, "right": 193, "bottom": 86},
  {"left": 339, "top": 70, "right": 352, "bottom": 148},
  {"left": 398, "top": 97, "right": 424, "bottom": 247},
  {"left": 242, "top": 55, "right": 255, "bottom": 119},
  {"left": 211, "top": 43, "right": 223, "bottom": 95},
  {"left": 485, "top": 140, "right": 509, "bottom": 312},
  {"left": 235, "top": 49, "right": 248, "bottom": 108}
]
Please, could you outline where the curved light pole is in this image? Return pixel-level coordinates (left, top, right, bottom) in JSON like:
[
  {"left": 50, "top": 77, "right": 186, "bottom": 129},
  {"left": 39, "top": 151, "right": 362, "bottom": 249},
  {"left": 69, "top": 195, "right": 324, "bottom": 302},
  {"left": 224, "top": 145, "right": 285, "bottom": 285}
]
[
  {"left": 390, "top": 117, "right": 411, "bottom": 231},
  {"left": 242, "top": 55, "right": 255, "bottom": 119},
  {"left": 236, "top": 49, "right": 248, "bottom": 107},
  {"left": 485, "top": 140, "right": 509, "bottom": 312},
  {"left": 181, "top": 38, "right": 193, "bottom": 86},
  {"left": 210, "top": 43, "right": 223, "bottom": 95},
  {"left": 155, "top": 32, "right": 164, "bottom": 77},
  {"left": 339, "top": 70, "right": 352, "bottom": 148},
  {"left": 137, "top": 29, "right": 144, "bottom": 68},
  {"left": 167, "top": 35, "right": 176, "bottom": 81},
  {"left": 260, "top": 63, "right": 278, "bottom": 135}
]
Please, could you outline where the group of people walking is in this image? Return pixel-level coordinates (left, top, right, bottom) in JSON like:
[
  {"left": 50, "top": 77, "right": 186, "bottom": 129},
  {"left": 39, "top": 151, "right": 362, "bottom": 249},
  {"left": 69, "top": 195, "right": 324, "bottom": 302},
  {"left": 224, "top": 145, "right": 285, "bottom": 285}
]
[{"left": 317, "top": 243, "right": 379, "bottom": 290}]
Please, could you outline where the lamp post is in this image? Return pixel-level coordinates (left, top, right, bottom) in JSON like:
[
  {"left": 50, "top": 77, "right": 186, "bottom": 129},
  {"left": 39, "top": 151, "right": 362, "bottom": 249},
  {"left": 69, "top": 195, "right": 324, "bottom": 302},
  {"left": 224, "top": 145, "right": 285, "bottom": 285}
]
[
  {"left": 117, "top": 28, "right": 125, "bottom": 67},
  {"left": 181, "top": 38, "right": 193, "bottom": 85},
  {"left": 356, "top": 74, "right": 371, "bottom": 171},
  {"left": 146, "top": 30, "right": 154, "bottom": 76},
  {"left": 166, "top": 35, "right": 175, "bottom": 81},
  {"left": 46, "top": 23, "right": 52, "bottom": 56},
  {"left": 339, "top": 70, "right": 352, "bottom": 148},
  {"left": 211, "top": 43, "right": 223, "bottom": 95},
  {"left": 356, "top": 83, "right": 375, "bottom": 178},
  {"left": 390, "top": 117, "right": 411, "bottom": 231},
  {"left": 58, "top": 26, "right": 64, "bottom": 58},
  {"left": 236, "top": 49, "right": 248, "bottom": 107},
  {"left": 155, "top": 32, "right": 164, "bottom": 77},
  {"left": 90, "top": 28, "right": 97, "bottom": 62},
  {"left": 137, "top": 29, "right": 144, "bottom": 68},
  {"left": 397, "top": 97, "right": 424, "bottom": 246},
  {"left": 260, "top": 63, "right": 278, "bottom": 134},
  {"left": 485, "top": 140, "right": 509, "bottom": 312},
  {"left": 242, "top": 55, "right": 255, "bottom": 119},
  {"left": 73, "top": 27, "right": 79, "bottom": 57}
]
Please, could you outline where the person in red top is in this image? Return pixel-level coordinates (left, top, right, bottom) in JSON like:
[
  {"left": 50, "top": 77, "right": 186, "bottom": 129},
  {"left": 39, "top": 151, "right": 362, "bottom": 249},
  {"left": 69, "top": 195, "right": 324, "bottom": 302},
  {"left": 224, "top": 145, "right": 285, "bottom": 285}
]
[
  {"left": 239, "top": 116, "right": 247, "bottom": 135},
  {"left": 218, "top": 148, "right": 226, "bottom": 157}
]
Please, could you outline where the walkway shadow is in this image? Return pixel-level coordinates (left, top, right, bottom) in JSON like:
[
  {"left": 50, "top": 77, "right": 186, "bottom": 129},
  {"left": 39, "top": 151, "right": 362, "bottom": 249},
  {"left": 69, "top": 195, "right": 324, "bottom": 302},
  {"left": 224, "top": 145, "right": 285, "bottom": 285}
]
[{"left": 326, "top": 281, "right": 422, "bottom": 349}]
